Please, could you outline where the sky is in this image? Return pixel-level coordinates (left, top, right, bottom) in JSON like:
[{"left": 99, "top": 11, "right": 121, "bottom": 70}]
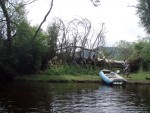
[{"left": 26, "top": 0, "right": 147, "bottom": 46}]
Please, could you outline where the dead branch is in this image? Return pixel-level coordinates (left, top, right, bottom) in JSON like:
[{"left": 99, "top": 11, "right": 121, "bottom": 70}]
[
  {"left": 32, "top": 0, "right": 54, "bottom": 42},
  {"left": 92, "top": 23, "right": 106, "bottom": 49},
  {"left": 90, "top": 0, "right": 100, "bottom": 7}
]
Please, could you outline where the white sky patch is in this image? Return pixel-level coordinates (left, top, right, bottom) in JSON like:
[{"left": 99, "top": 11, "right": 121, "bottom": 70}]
[{"left": 26, "top": 0, "right": 147, "bottom": 46}]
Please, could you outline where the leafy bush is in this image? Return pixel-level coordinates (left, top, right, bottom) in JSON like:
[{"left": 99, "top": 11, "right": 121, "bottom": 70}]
[{"left": 13, "top": 21, "right": 48, "bottom": 74}]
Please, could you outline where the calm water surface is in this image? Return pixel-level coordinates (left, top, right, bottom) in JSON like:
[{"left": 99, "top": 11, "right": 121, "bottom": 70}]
[{"left": 0, "top": 82, "right": 150, "bottom": 113}]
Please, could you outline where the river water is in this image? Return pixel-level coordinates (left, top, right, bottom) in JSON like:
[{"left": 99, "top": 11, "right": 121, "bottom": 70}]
[{"left": 0, "top": 82, "right": 150, "bottom": 113}]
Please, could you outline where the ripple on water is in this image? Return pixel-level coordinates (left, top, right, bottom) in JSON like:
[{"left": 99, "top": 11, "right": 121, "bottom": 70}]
[{"left": 0, "top": 82, "right": 150, "bottom": 113}]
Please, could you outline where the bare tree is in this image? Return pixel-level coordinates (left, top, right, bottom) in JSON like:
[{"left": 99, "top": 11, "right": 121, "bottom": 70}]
[{"left": 48, "top": 17, "right": 106, "bottom": 67}]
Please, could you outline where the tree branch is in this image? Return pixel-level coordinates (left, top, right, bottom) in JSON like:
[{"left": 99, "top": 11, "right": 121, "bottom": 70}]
[
  {"left": 0, "top": 0, "right": 12, "bottom": 54},
  {"left": 90, "top": 0, "right": 100, "bottom": 7},
  {"left": 32, "top": 0, "right": 54, "bottom": 42}
]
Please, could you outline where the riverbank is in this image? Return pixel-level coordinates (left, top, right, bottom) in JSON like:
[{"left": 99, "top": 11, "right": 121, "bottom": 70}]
[
  {"left": 14, "top": 75, "right": 150, "bottom": 85},
  {"left": 13, "top": 65, "right": 150, "bottom": 84},
  {"left": 14, "top": 65, "right": 100, "bottom": 82},
  {"left": 14, "top": 71, "right": 150, "bottom": 84},
  {"left": 14, "top": 74, "right": 101, "bottom": 83}
]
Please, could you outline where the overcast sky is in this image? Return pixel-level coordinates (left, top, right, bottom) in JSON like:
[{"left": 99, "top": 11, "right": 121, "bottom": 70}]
[{"left": 26, "top": 0, "right": 147, "bottom": 46}]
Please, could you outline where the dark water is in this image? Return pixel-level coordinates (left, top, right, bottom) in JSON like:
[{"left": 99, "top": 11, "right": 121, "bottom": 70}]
[{"left": 0, "top": 82, "right": 150, "bottom": 113}]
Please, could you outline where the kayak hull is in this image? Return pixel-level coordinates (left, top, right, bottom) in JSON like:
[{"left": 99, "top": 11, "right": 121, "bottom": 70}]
[{"left": 99, "top": 69, "right": 127, "bottom": 85}]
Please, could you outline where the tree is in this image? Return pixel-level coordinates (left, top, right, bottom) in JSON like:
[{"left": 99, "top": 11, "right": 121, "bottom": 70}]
[
  {"left": 0, "top": 0, "right": 53, "bottom": 53},
  {"left": 123, "top": 37, "right": 150, "bottom": 71},
  {"left": 136, "top": 0, "right": 150, "bottom": 33},
  {"left": 0, "top": 0, "right": 53, "bottom": 75},
  {"left": 13, "top": 21, "right": 48, "bottom": 73},
  {"left": 0, "top": 0, "right": 26, "bottom": 55},
  {"left": 45, "top": 17, "right": 106, "bottom": 68},
  {"left": 134, "top": 37, "right": 150, "bottom": 70},
  {"left": 41, "top": 22, "right": 59, "bottom": 69},
  {"left": 116, "top": 40, "right": 133, "bottom": 60}
]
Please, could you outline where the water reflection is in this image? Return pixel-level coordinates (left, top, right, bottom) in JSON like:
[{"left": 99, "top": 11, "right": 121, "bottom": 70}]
[
  {"left": 0, "top": 82, "right": 150, "bottom": 113},
  {"left": 98, "top": 85, "right": 150, "bottom": 113}
]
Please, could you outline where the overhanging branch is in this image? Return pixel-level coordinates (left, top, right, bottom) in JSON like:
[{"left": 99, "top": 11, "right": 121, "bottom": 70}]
[{"left": 32, "top": 0, "right": 54, "bottom": 42}]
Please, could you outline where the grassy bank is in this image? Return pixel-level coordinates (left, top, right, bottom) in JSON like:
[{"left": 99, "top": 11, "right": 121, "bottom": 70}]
[
  {"left": 14, "top": 65, "right": 150, "bottom": 83},
  {"left": 15, "top": 74, "right": 100, "bottom": 82},
  {"left": 125, "top": 71, "right": 150, "bottom": 82},
  {"left": 15, "top": 65, "right": 101, "bottom": 82}
]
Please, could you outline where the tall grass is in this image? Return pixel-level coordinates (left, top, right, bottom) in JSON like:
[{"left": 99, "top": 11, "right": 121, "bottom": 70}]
[
  {"left": 44, "top": 65, "right": 99, "bottom": 76},
  {"left": 127, "top": 71, "right": 150, "bottom": 81},
  {"left": 15, "top": 65, "right": 101, "bottom": 82}
]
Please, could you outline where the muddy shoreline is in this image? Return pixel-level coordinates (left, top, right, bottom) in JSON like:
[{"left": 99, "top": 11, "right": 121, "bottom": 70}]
[
  {"left": 13, "top": 79, "right": 150, "bottom": 85},
  {"left": 127, "top": 81, "right": 150, "bottom": 85}
]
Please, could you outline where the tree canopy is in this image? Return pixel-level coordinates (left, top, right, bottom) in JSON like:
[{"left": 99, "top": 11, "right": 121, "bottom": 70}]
[{"left": 136, "top": 0, "right": 150, "bottom": 33}]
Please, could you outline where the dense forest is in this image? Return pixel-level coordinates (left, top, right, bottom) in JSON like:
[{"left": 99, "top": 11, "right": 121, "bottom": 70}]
[{"left": 0, "top": 0, "right": 149, "bottom": 80}]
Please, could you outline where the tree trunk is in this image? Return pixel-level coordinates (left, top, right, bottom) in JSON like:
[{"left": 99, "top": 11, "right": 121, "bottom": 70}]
[{"left": 0, "top": 0, "right": 12, "bottom": 55}]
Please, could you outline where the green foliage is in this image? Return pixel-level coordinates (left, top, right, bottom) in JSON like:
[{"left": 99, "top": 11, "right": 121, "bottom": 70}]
[
  {"left": 15, "top": 65, "right": 100, "bottom": 82},
  {"left": 46, "top": 23, "right": 58, "bottom": 53},
  {"left": 13, "top": 21, "right": 48, "bottom": 74},
  {"left": 131, "top": 38, "right": 150, "bottom": 71},
  {"left": 44, "top": 65, "right": 98, "bottom": 76},
  {"left": 140, "top": 40, "right": 150, "bottom": 70},
  {"left": 0, "top": 0, "right": 59, "bottom": 76},
  {"left": 0, "top": 18, "right": 62, "bottom": 75},
  {"left": 126, "top": 71, "right": 150, "bottom": 81},
  {"left": 0, "top": 0, "right": 27, "bottom": 39},
  {"left": 116, "top": 40, "right": 133, "bottom": 60},
  {"left": 137, "top": 0, "right": 150, "bottom": 33},
  {"left": 116, "top": 38, "right": 150, "bottom": 71}
]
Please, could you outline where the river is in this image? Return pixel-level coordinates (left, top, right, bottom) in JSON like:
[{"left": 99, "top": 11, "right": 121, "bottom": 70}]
[{"left": 0, "top": 82, "right": 150, "bottom": 113}]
